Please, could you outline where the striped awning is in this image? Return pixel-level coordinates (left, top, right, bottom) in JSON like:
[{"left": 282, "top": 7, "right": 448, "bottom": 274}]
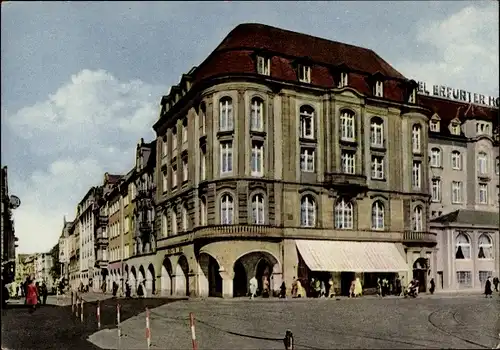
[{"left": 296, "top": 240, "right": 409, "bottom": 273}]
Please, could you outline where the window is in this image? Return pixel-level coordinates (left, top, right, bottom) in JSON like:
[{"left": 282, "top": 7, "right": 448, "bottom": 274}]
[
  {"left": 338, "top": 72, "right": 348, "bottom": 88},
  {"left": 340, "top": 110, "right": 355, "bottom": 141},
  {"left": 412, "top": 161, "right": 421, "bottom": 189},
  {"left": 456, "top": 271, "right": 472, "bottom": 288},
  {"left": 477, "top": 152, "right": 488, "bottom": 174},
  {"left": 335, "top": 198, "right": 353, "bottom": 229},
  {"left": 200, "top": 198, "right": 207, "bottom": 226},
  {"left": 496, "top": 157, "right": 499, "bottom": 175},
  {"left": 300, "top": 147, "right": 315, "bottom": 172},
  {"left": 455, "top": 233, "right": 471, "bottom": 259},
  {"left": 200, "top": 148, "right": 206, "bottom": 181},
  {"left": 451, "top": 181, "right": 463, "bottom": 203},
  {"left": 371, "top": 156, "right": 384, "bottom": 179},
  {"left": 408, "top": 88, "right": 416, "bottom": 104},
  {"left": 250, "top": 98, "right": 264, "bottom": 131},
  {"left": 251, "top": 194, "right": 265, "bottom": 225},
  {"left": 371, "top": 201, "right": 384, "bottom": 230},
  {"left": 298, "top": 64, "right": 311, "bottom": 83},
  {"left": 182, "top": 118, "right": 188, "bottom": 143},
  {"left": 300, "top": 195, "right": 316, "bottom": 227},
  {"left": 479, "top": 271, "right": 493, "bottom": 287},
  {"left": 412, "top": 206, "right": 423, "bottom": 231},
  {"left": 431, "top": 179, "right": 441, "bottom": 202},
  {"left": 182, "top": 157, "right": 188, "bottom": 182},
  {"left": 251, "top": 142, "right": 264, "bottom": 176},
  {"left": 220, "top": 141, "right": 233, "bottom": 175},
  {"left": 162, "top": 213, "right": 168, "bottom": 237},
  {"left": 374, "top": 81, "right": 383, "bottom": 97},
  {"left": 257, "top": 56, "right": 270, "bottom": 76},
  {"left": 430, "top": 148, "right": 441, "bottom": 167},
  {"left": 478, "top": 234, "right": 493, "bottom": 259},
  {"left": 182, "top": 205, "right": 188, "bottom": 231},
  {"left": 412, "top": 125, "right": 421, "bottom": 153},
  {"left": 451, "top": 123, "right": 460, "bottom": 135},
  {"left": 172, "top": 127, "right": 178, "bottom": 151},
  {"left": 429, "top": 120, "right": 440, "bottom": 132},
  {"left": 341, "top": 151, "right": 356, "bottom": 174},
  {"left": 200, "top": 103, "right": 206, "bottom": 135},
  {"left": 171, "top": 165, "right": 178, "bottom": 188},
  {"left": 370, "top": 118, "right": 384, "bottom": 147},
  {"left": 162, "top": 137, "right": 168, "bottom": 156},
  {"left": 479, "top": 184, "right": 488, "bottom": 204},
  {"left": 171, "top": 211, "right": 177, "bottom": 235},
  {"left": 220, "top": 194, "right": 234, "bottom": 225},
  {"left": 451, "top": 151, "right": 462, "bottom": 170},
  {"left": 299, "top": 106, "right": 315, "bottom": 139},
  {"left": 219, "top": 98, "right": 233, "bottom": 131}
]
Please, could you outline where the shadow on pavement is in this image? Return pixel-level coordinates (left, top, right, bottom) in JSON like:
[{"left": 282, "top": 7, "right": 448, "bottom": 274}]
[{"left": 1, "top": 297, "right": 182, "bottom": 349}]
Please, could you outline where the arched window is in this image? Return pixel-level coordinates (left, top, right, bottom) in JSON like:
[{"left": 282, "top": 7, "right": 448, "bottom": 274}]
[
  {"left": 161, "top": 212, "right": 168, "bottom": 237},
  {"left": 370, "top": 117, "right": 384, "bottom": 147},
  {"left": 430, "top": 148, "right": 441, "bottom": 167},
  {"left": 340, "top": 110, "right": 355, "bottom": 141},
  {"left": 250, "top": 97, "right": 264, "bottom": 131},
  {"left": 300, "top": 195, "right": 316, "bottom": 227},
  {"left": 455, "top": 233, "right": 471, "bottom": 259},
  {"left": 335, "top": 198, "right": 353, "bottom": 229},
  {"left": 219, "top": 97, "right": 233, "bottom": 131},
  {"left": 451, "top": 151, "right": 462, "bottom": 170},
  {"left": 371, "top": 201, "right": 385, "bottom": 230},
  {"left": 200, "top": 197, "right": 207, "bottom": 226},
  {"left": 412, "top": 206, "right": 423, "bottom": 231},
  {"left": 171, "top": 210, "right": 177, "bottom": 235},
  {"left": 220, "top": 194, "right": 234, "bottom": 225},
  {"left": 299, "top": 105, "right": 315, "bottom": 139},
  {"left": 478, "top": 234, "right": 493, "bottom": 259},
  {"left": 412, "top": 124, "right": 421, "bottom": 153},
  {"left": 251, "top": 194, "right": 265, "bottom": 225},
  {"left": 182, "top": 205, "right": 188, "bottom": 231}
]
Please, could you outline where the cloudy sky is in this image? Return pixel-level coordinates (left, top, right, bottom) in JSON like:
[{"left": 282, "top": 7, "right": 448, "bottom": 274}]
[{"left": 1, "top": 1, "right": 498, "bottom": 254}]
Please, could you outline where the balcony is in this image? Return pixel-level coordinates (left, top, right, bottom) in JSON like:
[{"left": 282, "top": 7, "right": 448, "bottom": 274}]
[
  {"left": 324, "top": 172, "right": 368, "bottom": 193},
  {"left": 98, "top": 215, "right": 108, "bottom": 227},
  {"left": 138, "top": 220, "right": 153, "bottom": 233},
  {"left": 403, "top": 231, "right": 437, "bottom": 244},
  {"left": 95, "top": 231, "right": 108, "bottom": 245}
]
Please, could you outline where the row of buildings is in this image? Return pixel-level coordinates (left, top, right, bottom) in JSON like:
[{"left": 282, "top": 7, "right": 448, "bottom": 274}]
[
  {"left": 15, "top": 253, "right": 55, "bottom": 289},
  {"left": 1, "top": 166, "right": 20, "bottom": 285},
  {"left": 57, "top": 23, "right": 499, "bottom": 298}
]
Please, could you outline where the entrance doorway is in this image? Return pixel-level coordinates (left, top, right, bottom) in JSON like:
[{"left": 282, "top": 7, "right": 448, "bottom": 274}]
[
  {"left": 208, "top": 256, "right": 223, "bottom": 297},
  {"left": 413, "top": 258, "right": 428, "bottom": 293},
  {"left": 255, "top": 259, "right": 272, "bottom": 296},
  {"left": 341, "top": 272, "right": 355, "bottom": 296},
  {"left": 233, "top": 261, "right": 247, "bottom": 297}
]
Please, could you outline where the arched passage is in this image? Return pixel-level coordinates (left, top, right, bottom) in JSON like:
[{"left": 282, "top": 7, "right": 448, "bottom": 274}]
[
  {"left": 199, "top": 253, "right": 223, "bottom": 297},
  {"left": 146, "top": 264, "right": 156, "bottom": 296},
  {"left": 413, "top": 257, "right": 428, "bottom": 293},
  {"left": 130, "top": 266, "right": 137, "bottom": 295},
  {"left": 138, "top": 265, "right": 146, "bottom": 297},
  {"left": 232, "top": 251, "right": 281, "bottom": 298},
  {"left": 161, "top": 257, "right": 173, "bottom": 296},
  {"left": 175, "top": 255, "right": 189, "bottom": 296}
]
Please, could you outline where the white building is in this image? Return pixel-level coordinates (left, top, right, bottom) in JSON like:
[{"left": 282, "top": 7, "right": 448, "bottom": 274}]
[
  {"left": 58, "top": 216, "right": 73, "bottom": 282},
  {"left": 35, "top": 253, "right": 54, "bottom": 289}
]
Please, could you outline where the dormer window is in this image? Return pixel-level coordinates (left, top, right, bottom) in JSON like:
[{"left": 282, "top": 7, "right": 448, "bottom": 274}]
[
  {"left": 374, "top": 81, "right": 384, "bottom": 97},
  {"left": 430, "top": 119, "right": 440, "bottom": 132},
  {"left": 476, "top": 122, "right": 491, "bottom": 136},
  {"left": 451, "top": 123, "right": 461, "bottom": 135},
  {"left": 338, "top": 72, "right": 348, "bottom": 88},
  {"left": 298, "top": 64, "right": 311, "bottom": 83},
  {"left": 257, "top": 56, "right": 270, "bottom": 76}
]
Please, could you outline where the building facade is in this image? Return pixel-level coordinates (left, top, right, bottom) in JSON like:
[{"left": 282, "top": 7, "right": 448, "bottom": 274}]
[
  {"left": 34, "top": 253, "right": 54, "bottom": 288},
  {"left": 58, "top": 216, "right": 73, "bottom": 283},
  {"left": 1, "top": 166, "right": 19, "bottom": 284},
  {"left": 422, "top": 96, "right": 499, "bottom": 291},
  {"left": 106, "top": 177, "right": 125, "bottom": 291}
]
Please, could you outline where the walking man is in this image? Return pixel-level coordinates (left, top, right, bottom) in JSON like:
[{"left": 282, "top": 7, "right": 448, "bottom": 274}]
[{"left": 493, "top": 277, "right": 499, "bottom": 293}]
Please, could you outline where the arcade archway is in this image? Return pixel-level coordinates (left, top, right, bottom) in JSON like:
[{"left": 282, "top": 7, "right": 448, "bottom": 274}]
[
  {"left": 161, "top": 257, "right": 172, "bottom": 296},
  {"left": 175, "top": 255, "right": 189, "bottom": 296},
  {"left": 413, "top": 257, "right": 428, "bottom": 293},
  {"left": 232, "top": 251, "right": 281, "bottom": 297}
]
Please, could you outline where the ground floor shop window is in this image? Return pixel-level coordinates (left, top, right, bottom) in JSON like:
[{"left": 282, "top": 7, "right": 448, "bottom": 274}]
[
  {"left": 456, "top": 271, "right": 472, "bottom": 288},
  {"left": 479, "top": 271, "right": 492, "bottom": 287}
]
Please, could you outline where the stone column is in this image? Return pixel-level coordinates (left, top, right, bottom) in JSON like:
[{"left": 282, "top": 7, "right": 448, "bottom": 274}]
[
  {"left": 221, "top": 271, "right": 234, "bottom": 298},
  {"left": 282, "top": 239, "right": 298, "bottom": 296}
]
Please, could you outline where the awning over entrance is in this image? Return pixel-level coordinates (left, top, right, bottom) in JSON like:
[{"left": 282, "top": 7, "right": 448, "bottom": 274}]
[{"left": 295, "top": 240, "right": 409, "bottom": 273}]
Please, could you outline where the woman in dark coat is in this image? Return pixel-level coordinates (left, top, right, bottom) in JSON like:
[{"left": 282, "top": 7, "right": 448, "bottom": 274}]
[
  {"left": 429, "top": 278, "right": 435, "bottom": 295},
  {"left": 484, "top": 277, "right": 493, "bottom": 298}
]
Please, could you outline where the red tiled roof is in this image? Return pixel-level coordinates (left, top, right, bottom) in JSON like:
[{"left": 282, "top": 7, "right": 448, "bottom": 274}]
[
  {"left": 418, "top": 95, "right": 498, "bottom": 136},
  {"left": 190, "top": 23, "right": 411, "bottom": 104}
]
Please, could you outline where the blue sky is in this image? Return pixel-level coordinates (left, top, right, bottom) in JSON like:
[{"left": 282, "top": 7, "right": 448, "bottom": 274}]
[{"left": 1, "top": 1, "right": 498, "bottom": 254}]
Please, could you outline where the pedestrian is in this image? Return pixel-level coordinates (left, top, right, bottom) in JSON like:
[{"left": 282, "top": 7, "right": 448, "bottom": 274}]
[
  {"left": 313, "top": 279, "right": 321, "bottom": 298},
  {"left": 429, "top": 278, "right": 435, "bottom": 295},
  {"left": 279, "top": 281, "right": 287, "bottom": 299},
  {"left": 41, "top": 282, "right": 48, "bottom": 305},
  {"left": 320, "top": 280, "right": 326, "bottom": 298},
  {"left": 26, "top": 278, "right": 38, "bottom": 313},
  {"left": 296, "top": 280, "right": 306, "bottom": 298},
  {"left": 349, "top": 279, "right": 355, "bottom": 298},
  {"left": 395, "top": 277, "right": 401, "bottom": 296},
  {"left": 249, "top": 276, "right": 258, "bottom": 299},
  {"left": 125, "top": 282, "right": 131, "bottom": 298},
  {"left": 291, "top": 277, "right": 298, "bottom": 298},
  {"left": 354, "top": 278, "right": 363, "bottom": 297},
  {"left": 262, "top": 276, "right": 270, "bottom": 298},
  {"left": 377, "top": 278, "right": 382, "bottom": 297},
  {"left": 35, "top": 282, "right": 41, "bottom": 304},
  {"left": 328, "top": 277, "right": 335, "bottom": 298},
  {"left": 493, "top": 277, "right": 499, "bottom": 292},
  {"left": 484, "top": 277, "right": 493, "bottom": 298}
]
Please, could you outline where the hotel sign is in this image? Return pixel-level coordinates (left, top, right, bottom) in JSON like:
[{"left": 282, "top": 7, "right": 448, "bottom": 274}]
[{"left": 417, "top": 81, "right": 499, "bottom": 108}]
